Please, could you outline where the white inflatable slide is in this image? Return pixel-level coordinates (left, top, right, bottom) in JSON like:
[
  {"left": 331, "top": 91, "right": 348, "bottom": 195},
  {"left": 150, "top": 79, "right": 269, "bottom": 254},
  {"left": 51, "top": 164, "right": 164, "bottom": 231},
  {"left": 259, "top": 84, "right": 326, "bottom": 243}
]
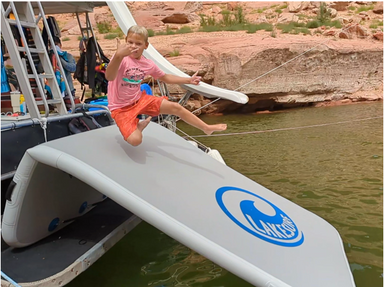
[{"left": 106, "top": 1, "right": 248, "bottom": 104}]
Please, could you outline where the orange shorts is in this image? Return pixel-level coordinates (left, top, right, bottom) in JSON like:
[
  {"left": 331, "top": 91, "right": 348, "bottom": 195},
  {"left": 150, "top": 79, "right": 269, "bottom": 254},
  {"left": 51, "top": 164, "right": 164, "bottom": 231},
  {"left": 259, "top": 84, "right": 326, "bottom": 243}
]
[{"left": 111, "top": 91, "right": 167, "bottom": 140}]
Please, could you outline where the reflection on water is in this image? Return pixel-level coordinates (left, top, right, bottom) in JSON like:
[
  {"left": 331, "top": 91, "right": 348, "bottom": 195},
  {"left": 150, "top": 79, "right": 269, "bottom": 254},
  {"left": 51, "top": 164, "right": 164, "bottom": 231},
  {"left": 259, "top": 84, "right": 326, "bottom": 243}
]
[{"left": 68, "top": 102, "right": 382, "bottom": 287}]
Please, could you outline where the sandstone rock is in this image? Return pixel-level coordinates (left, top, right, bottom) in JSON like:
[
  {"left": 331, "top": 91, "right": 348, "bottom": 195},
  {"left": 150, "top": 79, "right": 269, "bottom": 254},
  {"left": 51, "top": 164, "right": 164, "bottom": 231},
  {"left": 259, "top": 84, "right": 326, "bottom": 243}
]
[
  {"left": 162, "top": 12, "right": 199, "bottom": 24},
  {"left": 356, "top": 25, "right": 369, "bottom": 38},
  {"left": 277, "top": 13, "right": 299, "bottom": 24},
  {"left": 329, "top": 8, "right": 338, "bottom": 18},
  {"left": 227, "top": 2, "right": 240, "bottom": 11},
  {"left": 373, "top": 2, "right": 383, "bottom": 14},
  {"left": 288, "top": 2, "right": 303, "bottom": 13},
  {"left": 323, "top": 29, "right": 336, "bottom": 36},
  {"left": 310, "top": 1, "right": 321, "bottom": 8},
  {"left": 373, "top": 31, "right": 383, "bottom": 41},
  {"left": 184, "top": 2, "right": 203, "bottom": 12},
  {"left": 212, "top": 6, "right": 222, "bottom": 14},
  {"left": 329, "top": 2, "right": 349, "bottom": 11}
]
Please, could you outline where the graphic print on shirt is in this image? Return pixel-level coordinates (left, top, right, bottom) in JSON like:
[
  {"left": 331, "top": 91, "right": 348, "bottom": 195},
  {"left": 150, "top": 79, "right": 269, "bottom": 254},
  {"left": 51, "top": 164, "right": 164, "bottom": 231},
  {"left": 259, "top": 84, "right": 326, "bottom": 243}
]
[{"left": 122, "top": 67, "right": 145, "bottom": 88}]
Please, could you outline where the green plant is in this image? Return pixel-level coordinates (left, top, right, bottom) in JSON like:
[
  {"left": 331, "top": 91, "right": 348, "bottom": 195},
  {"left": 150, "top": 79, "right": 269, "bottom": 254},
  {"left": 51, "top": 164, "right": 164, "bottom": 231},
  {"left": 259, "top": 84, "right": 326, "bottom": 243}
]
[
  {"left": 77, "top": 36, "right": 83, "bottom": 41},
  {"left": 199, "top": 14, "right": 208, "bottom": 26},
  {"left": 221, "top": 10, "right": 234, "bottom": 26},
  {"left": 356, "top": 4, "right": 375, "bottom": 13},
  {"left": 207, "top": 16, "right": 216, "bottom": 26},
  {"left": 169, "top": 49, "right": 180, "bottom": 57},
  {"left": 104, "top": 33, "right": 119, "bottom": 40},
  {"left": 275, "top": 9, "right": 283, "bottom": 14},
  {"left": 176, "top": 26, "right": 192, "bottom": 34},
  {"left": 147, "top": 29, "right": 155, "bottom": 37},
  {"left": 112, "top": 27, "right": 124, "bottom": 38},
  {"left": 318, "top": 2, "right": 331, "bottom": 24},
  {"left": 62, "top": 37, "right": 70, "bottom": 41},
  {"left": 370, "top": 20, "right": 383, "bottom": 29},
  {"left": 97, "top": 22, "right": 112, "bottom": 34},
  {"left": 307, "top": 20, "right": 321, "bottom": 29},
  {"left": 166, "top": 26, "right": 175, "bottom": 35},
  {"left": 277, "top": 22, "right": 311, "bottom": 35},
  {"left": 199, "top": 25, "right": 223, "bottom": 32},
  {"left": 257, "top": 7, "right": 267, "bottom": 13},
  {"left": 348, "top": 6, "right": 356, "bottom": 11},
  {"left": 246, "top": 23, "right": 273, "bottom": 33},
  {"left": 234, "top": 7, "right": 245, "bottom": 24}
]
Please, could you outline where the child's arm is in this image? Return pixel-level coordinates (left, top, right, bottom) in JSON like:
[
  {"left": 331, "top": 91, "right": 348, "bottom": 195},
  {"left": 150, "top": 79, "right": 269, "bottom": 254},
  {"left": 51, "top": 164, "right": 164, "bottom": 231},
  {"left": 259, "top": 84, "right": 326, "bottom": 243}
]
[
  {"left": 159, "top": 71, "right": 201, "bottom": 86},
  {"left": 105, "top": 44, "right": 139, "bottom": 81}
]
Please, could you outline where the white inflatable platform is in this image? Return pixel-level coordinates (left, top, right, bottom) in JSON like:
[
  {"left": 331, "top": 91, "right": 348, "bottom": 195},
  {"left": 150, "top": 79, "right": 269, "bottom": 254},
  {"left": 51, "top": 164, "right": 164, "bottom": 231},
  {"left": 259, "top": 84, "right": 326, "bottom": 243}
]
[{"left": 2, "top": 124, "right": 356, "bottom": 287}]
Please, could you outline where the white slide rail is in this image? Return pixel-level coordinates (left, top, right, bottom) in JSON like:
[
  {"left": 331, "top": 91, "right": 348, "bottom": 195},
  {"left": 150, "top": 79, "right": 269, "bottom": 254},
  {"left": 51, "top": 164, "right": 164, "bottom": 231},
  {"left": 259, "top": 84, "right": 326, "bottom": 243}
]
[{"left": 107, "top": 1, "right": 248, "bottom": 104}]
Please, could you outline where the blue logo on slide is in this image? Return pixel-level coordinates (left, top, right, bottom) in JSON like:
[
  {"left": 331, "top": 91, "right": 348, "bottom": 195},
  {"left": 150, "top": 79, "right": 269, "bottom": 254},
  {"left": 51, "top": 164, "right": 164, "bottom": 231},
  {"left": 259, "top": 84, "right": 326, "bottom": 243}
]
[{"left": 216, "top": 186, "right": 304, "bottom": 247}]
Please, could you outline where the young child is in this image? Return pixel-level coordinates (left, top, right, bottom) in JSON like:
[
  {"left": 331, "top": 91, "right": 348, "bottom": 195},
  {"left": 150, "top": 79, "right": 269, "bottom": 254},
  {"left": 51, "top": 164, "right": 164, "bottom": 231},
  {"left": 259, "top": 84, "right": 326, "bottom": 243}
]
[{"left": 106, "top": 25, "right": 227, "bottom": 146}]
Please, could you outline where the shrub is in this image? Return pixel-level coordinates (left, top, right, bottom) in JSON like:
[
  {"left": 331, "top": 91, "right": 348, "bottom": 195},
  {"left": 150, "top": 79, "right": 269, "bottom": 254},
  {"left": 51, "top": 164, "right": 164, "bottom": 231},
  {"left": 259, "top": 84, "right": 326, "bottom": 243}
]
[
  {"left": 177, "top": 26, "right": 192, "bottom": 34},
  {"left": 356, "top": 5, "right": 375, "bottom": 13},
  {"left": 62, "top": 37, "right": 70, "bottom": 41},
  {"left": 147, "top": 29, "right": 155, "bottom": 37},
  {"left": 221, "top": 10, "right": 234, "bottom": 26},
  {"left": 169, "top": 49, "right": 180, "bottom": 57},
  {"left": 307, "top": 20, "right": 321, "bottom": 29},
  {"left": 318, "top": 2, "right": 332, "bottom": 24},
  {"left": 234, "top": 7, "right": 245, "bottom": 24},
  {"left": 370, "top": 20, "right": 383, "bottom": 29},
  {"left": 277, "top": 22, "right": 311, "bottom": 35},
  {"left": 246, "top": 23, "right": 273, "bottom": 33},
  {"left": 104, "top": 33, "right": 119, "bottom": 40},
  {"left": 199, "top": 14, "right": 208, "bottom": 26},
  {"left": 97, "top": 22, "right": 112, "bottom": 34},
  {"left": 112, "top": 27, "right": 125, "bottom": 38}
]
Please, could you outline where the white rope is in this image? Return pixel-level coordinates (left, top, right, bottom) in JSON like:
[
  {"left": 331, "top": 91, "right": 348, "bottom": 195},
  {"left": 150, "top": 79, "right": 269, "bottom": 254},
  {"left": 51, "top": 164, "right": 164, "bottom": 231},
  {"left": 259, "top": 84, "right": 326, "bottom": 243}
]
[
  {"left": 163, "top": 120, "right": 211, "bottom": 150},
  {"left": 37, "top": 117, "right": 48, "bottom": 142},
  {"left": 185, "top": 116, "right": 383, "bottom": 138}
]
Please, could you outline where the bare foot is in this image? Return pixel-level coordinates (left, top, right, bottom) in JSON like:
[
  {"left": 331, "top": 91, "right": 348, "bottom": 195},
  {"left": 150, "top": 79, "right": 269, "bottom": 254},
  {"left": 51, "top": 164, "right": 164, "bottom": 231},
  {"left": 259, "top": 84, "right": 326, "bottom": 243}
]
[
  {"left": 203, "top": 123, "right": 227, "bottom": 135},
  {"left": 137, "top": 116, "right": 152, "bottom": 132}
]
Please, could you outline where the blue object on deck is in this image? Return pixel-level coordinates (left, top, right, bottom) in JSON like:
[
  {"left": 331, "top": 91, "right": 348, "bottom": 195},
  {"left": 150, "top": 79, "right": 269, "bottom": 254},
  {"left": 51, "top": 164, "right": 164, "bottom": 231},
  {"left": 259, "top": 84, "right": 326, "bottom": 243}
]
[
  {"left": 1, "top": 50, "right": 10, "bottom": 93},
  {"left": 89, "top": 98, "right": 109, "bottom": 112},
  {"left": 140, "top": 83, "right": 152, "bottom": 95}
]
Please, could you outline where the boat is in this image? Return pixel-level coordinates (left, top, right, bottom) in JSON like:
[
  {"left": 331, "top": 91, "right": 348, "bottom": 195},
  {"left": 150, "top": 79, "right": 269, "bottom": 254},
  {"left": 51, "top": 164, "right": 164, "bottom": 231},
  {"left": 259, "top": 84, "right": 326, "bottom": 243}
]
[{"left": 1, "top": 2, "right": 356, "bottom": 287}]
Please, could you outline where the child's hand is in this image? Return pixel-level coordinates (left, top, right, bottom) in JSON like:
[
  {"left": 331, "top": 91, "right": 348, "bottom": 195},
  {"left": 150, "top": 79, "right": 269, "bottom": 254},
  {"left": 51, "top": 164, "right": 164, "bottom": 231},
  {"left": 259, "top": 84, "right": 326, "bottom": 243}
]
[
  {"left": 116, "top": 42, "right": 139, "bottom": 58},
  {"left": 190, "top": 71, "right": 202, "bottom": 85}
]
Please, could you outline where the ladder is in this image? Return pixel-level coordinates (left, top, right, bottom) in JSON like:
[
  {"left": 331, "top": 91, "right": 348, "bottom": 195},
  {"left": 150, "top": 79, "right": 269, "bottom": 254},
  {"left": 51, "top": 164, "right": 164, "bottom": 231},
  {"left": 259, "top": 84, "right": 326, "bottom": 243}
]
[{"left": 1, "top": 1, "right": 74, "bottom": 119}]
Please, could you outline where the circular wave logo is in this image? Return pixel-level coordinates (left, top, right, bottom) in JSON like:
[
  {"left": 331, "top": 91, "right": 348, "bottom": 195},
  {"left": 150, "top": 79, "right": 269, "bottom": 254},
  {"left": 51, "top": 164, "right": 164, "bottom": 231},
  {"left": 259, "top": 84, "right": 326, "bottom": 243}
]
[{"left": 216, "top": 186, "right": 304, "bottom": 247}]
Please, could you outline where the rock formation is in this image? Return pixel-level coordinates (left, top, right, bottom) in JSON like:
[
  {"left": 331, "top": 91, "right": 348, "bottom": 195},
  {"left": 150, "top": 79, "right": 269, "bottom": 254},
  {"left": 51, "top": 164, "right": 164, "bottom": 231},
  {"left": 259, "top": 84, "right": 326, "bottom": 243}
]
[{"left": 55, "top": 1, "right": 383, "bottom": 114}]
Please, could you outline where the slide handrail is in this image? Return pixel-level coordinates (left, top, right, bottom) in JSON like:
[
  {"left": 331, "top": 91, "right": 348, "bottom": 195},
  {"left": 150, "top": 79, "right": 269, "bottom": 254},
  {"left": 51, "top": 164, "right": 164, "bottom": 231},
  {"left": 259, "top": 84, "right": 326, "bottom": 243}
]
[{"left": 106, "top": 2, "right": 248, "bottom": 104}]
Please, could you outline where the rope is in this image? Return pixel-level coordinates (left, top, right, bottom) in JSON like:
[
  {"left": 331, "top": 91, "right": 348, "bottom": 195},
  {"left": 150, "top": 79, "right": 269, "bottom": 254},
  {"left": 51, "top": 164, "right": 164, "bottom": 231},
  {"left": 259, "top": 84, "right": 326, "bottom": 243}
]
[
  {"left": 1, "top": 271, "right": 22, "bottom": 287},
  {"left": 164, "top": 120, "right": 211, "bottom": 150},
  {"left": 185, "top": 116, "right": 383, "bottom": 138},
  {"left": 37, "top": 117, "right": 48, "bottom": 142}
]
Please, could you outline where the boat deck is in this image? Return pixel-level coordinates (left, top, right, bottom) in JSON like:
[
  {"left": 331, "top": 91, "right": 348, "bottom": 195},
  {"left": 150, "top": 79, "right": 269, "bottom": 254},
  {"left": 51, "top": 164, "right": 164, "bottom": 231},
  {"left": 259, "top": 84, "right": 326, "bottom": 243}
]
[{"left": 1, "top": 199, "right": 141, "bottom": 286}]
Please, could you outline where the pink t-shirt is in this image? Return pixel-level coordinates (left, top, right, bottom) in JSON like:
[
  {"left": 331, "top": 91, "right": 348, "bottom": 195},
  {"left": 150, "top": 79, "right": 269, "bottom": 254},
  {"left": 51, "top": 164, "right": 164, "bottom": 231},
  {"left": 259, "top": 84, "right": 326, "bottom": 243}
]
[{"left": 107, "top": 55, "right": 165, "bottom": 111}]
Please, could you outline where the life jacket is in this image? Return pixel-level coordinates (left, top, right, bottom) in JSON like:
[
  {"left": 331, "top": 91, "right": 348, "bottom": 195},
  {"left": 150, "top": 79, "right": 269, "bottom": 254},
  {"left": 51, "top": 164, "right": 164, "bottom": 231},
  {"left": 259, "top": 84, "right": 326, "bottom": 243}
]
[{"left": 74, "top": 37, "right": 110, "bottom": 96}]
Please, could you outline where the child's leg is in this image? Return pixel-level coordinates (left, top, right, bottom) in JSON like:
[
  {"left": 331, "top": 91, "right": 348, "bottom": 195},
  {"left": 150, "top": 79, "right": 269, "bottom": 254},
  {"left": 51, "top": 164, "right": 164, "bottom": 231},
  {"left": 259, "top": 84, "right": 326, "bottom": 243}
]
[
  {"left": 159, "top": 101, "right": 226, "bottom": 135},
  {"left": 125, "top": 116, "right": 152, "bottom": 146}
]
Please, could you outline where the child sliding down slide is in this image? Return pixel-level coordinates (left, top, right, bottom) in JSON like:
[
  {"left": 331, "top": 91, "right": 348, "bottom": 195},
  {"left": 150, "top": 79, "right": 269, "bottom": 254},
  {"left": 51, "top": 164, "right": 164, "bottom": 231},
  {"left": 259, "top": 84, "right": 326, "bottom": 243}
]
[{"left": 105, "top": 25, "right": 227, "bottom": 146}]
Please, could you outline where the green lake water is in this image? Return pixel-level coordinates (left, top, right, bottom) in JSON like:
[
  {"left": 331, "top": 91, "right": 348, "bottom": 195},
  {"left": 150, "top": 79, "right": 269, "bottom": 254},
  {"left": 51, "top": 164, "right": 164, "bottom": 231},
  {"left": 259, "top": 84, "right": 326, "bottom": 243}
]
[{"left": 68, "top": 102, "right": 383, "bottom": 287}]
